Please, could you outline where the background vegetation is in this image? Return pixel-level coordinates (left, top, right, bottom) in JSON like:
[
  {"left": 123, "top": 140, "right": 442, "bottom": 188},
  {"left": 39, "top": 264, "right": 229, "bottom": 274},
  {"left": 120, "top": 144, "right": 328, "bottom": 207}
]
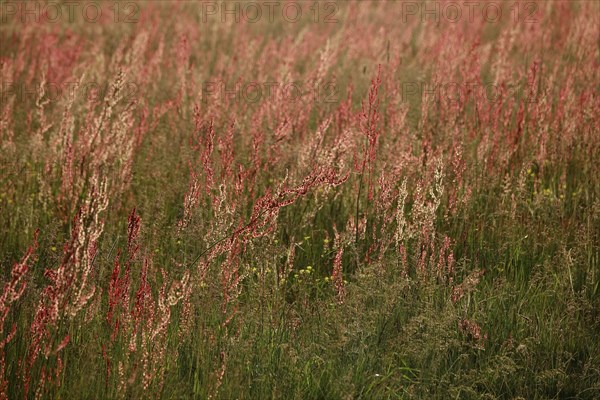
[{"left": 1, "top": 1, "right": 599, "bottom": 398}]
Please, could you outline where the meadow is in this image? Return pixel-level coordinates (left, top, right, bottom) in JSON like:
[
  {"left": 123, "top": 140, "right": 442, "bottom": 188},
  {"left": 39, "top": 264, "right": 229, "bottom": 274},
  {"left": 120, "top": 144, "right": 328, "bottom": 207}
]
[{"left": 1, "top": 1, "right": 599, "bottom": 398}]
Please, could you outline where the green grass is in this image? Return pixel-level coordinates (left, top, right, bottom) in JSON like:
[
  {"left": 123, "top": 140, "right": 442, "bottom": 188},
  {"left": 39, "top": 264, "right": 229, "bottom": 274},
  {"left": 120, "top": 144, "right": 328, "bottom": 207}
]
[{"left": 1, "top": 1, "right": 599, "bottom": 399}]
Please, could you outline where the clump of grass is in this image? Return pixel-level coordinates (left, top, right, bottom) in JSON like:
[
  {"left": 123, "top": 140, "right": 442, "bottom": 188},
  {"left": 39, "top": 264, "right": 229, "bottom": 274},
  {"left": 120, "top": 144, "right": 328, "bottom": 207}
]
[{"left": 1, "top": 1, "right": 599, "bottom": 399}]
